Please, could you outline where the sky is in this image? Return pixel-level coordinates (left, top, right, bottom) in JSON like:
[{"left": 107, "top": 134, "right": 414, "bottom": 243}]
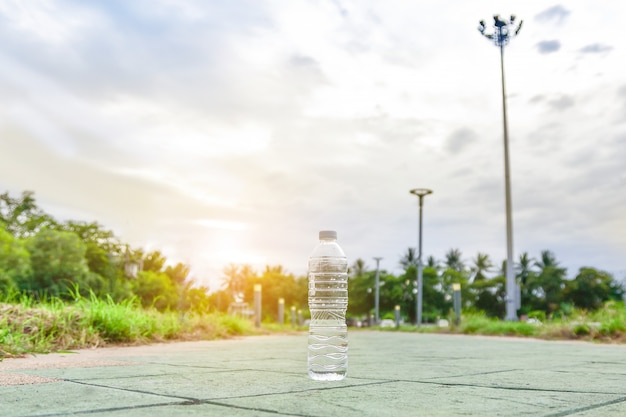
[{"left": 1, "top": 0, "right": 625, "bottom": 291}]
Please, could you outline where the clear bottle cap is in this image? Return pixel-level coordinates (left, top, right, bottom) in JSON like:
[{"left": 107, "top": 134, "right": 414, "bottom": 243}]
[{"left": 319, "top": 230, "right": 337, "bottom": 240}]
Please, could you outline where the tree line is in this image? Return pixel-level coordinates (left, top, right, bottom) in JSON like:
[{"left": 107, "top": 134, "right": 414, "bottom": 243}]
[
  {"left": 348, "top": 248, "right": 624, "bottom": 323},
  {"left": 0, "top": 191, "right": 213, "bottom": 312},
  {"left": 1, "top": 190, "right": 624, "bottom": 322}
]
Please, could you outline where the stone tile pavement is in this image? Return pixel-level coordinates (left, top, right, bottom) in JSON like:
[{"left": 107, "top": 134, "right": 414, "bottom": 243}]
[{"left": 2, "top": 332, "right": 626, "bottom": 416}]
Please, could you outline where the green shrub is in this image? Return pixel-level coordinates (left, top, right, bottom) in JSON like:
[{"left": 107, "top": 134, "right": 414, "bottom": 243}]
[
  {"left": 527, "top": 310, "right": 546, "bottom": 322},
  {"left": 572, "top": 323, "right": 590, "bottom": 336}
]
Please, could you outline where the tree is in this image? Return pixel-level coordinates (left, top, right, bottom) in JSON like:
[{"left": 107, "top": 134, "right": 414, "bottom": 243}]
[
  {"left": 516, "top": 252, "right": 536, "bottom": 315},
  {"left": 350, "top": 258, "right": 368, "bottom": 278},
  {"left": 0, "top": 191, "right": 56, "bottom": 238},
  {"left": 396, "top": 266, "right": 418, "bottom": 322},
  {"left": 563, "top": 267, "right": 624, "bottom": 311},
  {"left": 207, "top": 289, "right": 234, "bottom": 313},
  {"left": 24, "top": 228, "right": 91, "bottom": 297},
  {"left": 142, "top": 250, "right": 167, "bottom": 273},
  {"left": 399, "top": 247, "right": 417, "bottom": 269},
  {"left": 375, "top": 272, "right": 405, "bottom": 319},
  {"left": 165, "top": 262, "right": 191, "bottom": 286},
  {"left": 426, "top": 256, "right": 439, "bottom": 268},
  {"left": 132, "top": 270, "right": 178, "bottom": 311},
  {"left": 516, "top": 252, "right": 535, "bottom": 286},
  {"left": 472, "top": 269, "right": 505, "bottom": 318},
  {"left": 184, "top": 286, "right": 213, "bottom": 314},
  {"left": 468, "top": 253, "right": 502, "bottom": 317},
  {"left": 470, "top": 253, "right": 493, "bottom": 282},
  {"left": 529, "top": 250, "right": 567, "bottom": 315},
  {"left": 222, "top": 263, "right": 257, "bottom": 302},
  {"left": 437, "top": 249, "right": 472, "bottom": 314},
  {"left": 444, "top": 248, "right": 464, "bottom": 272},
  {"left": 241, "top": 265, "right": 305, "bottom": 321},
  {"left": 441, "top": 266, "right": 470, "bottom": 311},
  {"left": 347, "top": 269, "right": 375, "bottom": 318},
  {"left": 0, "top": 227, "right": 31, "bottom": 293},
  {"left": 62, "top": 221, "right": 128, "bottom": 299},
  {"left": 422, "top": 265, "right": 449, "bottom": 321}
]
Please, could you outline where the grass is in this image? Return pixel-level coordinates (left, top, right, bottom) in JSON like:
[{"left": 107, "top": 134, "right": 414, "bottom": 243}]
[
  {"left": 426, "top": 302, "right": 626, "bottom": 342},
  {"left": 455, "top": 314, "right": 539, "bottom": 337},
  {"left": 3, "top": 290, "right": 625, "bottom": 359},
  {"left": 370, "top": 302, "right": 626, "bottom": 344},
  {"left": 0, "top": 290, "right": 256, "bottom": 359}
]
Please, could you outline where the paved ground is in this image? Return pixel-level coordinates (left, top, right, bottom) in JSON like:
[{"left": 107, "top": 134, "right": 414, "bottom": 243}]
[{"left": 1, "top": 331, "right": 626, "bottom": 416}]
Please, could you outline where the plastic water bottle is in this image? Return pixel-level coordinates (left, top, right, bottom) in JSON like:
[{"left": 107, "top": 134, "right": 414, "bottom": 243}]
[{"left": 307, "top": 230, "right": 348, "bottom": 381}]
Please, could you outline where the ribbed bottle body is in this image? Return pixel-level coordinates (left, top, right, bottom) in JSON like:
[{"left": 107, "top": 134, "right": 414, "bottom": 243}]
[{"left": 307, "top": 237, "right": 348, "bottom": 381}]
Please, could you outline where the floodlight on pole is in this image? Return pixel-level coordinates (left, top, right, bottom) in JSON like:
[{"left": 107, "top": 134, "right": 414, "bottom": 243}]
[
  {"left": 478, "top": 14, "right": 523, "bottom": 321},
  {"left": 409, "top": 188, "right": 432, "bottom": 327}
]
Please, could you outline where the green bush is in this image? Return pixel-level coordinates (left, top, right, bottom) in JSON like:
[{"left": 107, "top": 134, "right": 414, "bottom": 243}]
[
  {"left": 527, "top": 310, "right": 546, "bottom": 322},
  {"left": 572, "top": 323, "right": 591, "bottom": 336}
]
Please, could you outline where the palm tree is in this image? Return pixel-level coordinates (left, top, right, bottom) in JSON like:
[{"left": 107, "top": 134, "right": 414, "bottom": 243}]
[
  {"left": 470, "top": 252, "right": 492, "bottom": 282},
  {"left": 222, "top": 264, "right": 256, "bottom": 302},
  {"left": 444, "top": 248, "right": 464, "bottom": 272},
  {"left": 426, "top": 255, "right": 438, "bottom": 269},
  {"left": 264, "top": 265, "right": 284, "bottom": 276},
  {"left": 399, "top": 247, "right": 417, "bottom": 269},
  {"left": 350, "top": 258, "right": 368, "bottom": 278},
  {"left": 516, "top": 252, "right": 536, "bottom": 315},
  {"left": 532, "top": 250, "right": 567, "bottom": 314},
  {"left": 222, "top": 263, "right": 242, "bottom": 300},
  {"left": 516, "top": 252, "right": 535, "bottom": 286},
  {"left": 535, "top": 250, "right": 553, "bottom": 269}
]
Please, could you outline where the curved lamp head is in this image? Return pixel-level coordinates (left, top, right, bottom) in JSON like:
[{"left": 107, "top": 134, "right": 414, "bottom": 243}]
[{"left": 410, "top": 188, "right": 433, "bottom": 198}]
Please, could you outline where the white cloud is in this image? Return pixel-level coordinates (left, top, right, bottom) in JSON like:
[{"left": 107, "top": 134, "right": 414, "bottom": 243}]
[
  {"left": 1, "top": 0, "right": 626, "bottom": 288},
  {"left": 579, "top": 43, "right": 613, "bottom": 54},
  {"left": 535, "top": 5, "right": 571, "bottom": 24},
  {"left": 0, "top": 1, "right": 98, "bottom": 46},
  {"left": 536, "top": 40, "right": 561, "bottom": 54}
]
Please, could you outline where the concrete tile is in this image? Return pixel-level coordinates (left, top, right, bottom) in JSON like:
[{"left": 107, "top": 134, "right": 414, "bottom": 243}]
[
  {"left": 0, "top": 381, "right": 175, "bottom": 417},
  {"left": 217, "top": 380, "right": 625, "bottom": 417}
]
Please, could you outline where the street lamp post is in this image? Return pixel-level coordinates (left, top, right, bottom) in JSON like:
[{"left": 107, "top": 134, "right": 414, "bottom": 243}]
[
  {"left": 373, "top": 257, "right": 383, "bottom": 324},
  {"left": 478, "top": 15, "right": 523, "bottom": 321},
  {"left": 410, "top": 188, "right": 433, "bottom": 327}
]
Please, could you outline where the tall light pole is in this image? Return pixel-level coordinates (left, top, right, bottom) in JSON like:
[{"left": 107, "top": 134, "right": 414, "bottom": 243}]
[
  {"left": 478, "top": 15, "right": 523, "bottom": 321},
  {"left": 410, "top": 188, "right": 432, "bottom": 327},
  {"left": 373, "top": 257, "right": 383, "bottom": 324}
]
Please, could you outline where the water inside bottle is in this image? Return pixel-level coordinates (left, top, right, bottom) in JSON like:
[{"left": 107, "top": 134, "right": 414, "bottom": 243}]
[
  {"left": 308, "top": 265, "right": 348, "bottom": 380},
  {"left": 307, "top": 321, "right": 348, "bottom": 381}
]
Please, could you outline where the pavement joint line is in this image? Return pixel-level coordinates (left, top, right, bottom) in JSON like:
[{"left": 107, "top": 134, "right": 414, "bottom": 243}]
[
  {"left": 418, "top": 368, "right": 521, "bottom": 380},
  {"left": 18, "top": 400, "right": 196, "bottom": 417},
  {"left": 135, "top": 361, "right": 241, "bottom": 370},
  {"left": 137, "top": 361, "right": 298, "bottom": 373},
  {"left": 60, "top": 376, "right": 399, "bottom": 407},
  {"left": 404, "top": 379, "right": 626, "bottom": 396},
  {"left": 550, "top": 369, "right": 626, "bottom": 377},
  {"left": 542, "top": 396, "right": 626, "bottom": 417},
  {"left": 203, "top": 379, "right": 400, "bottom": 402},
  {"left": 63, "top": 366, "right": 251, "bottom": 381},
  {"left": 200, "top": 400, "right": 329, "bottom": 417},
  {"left": 64, "top": 378, "right": 200, "bottom": 402},
  {"left": 125, "top": 360, "right": 305, "bottom": 375},
  {"left": 69, "top": 362, "right": 312, "bottom": 379},
  {"left": 68, "top": 372, "right": 189, "bottom": 381}
]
